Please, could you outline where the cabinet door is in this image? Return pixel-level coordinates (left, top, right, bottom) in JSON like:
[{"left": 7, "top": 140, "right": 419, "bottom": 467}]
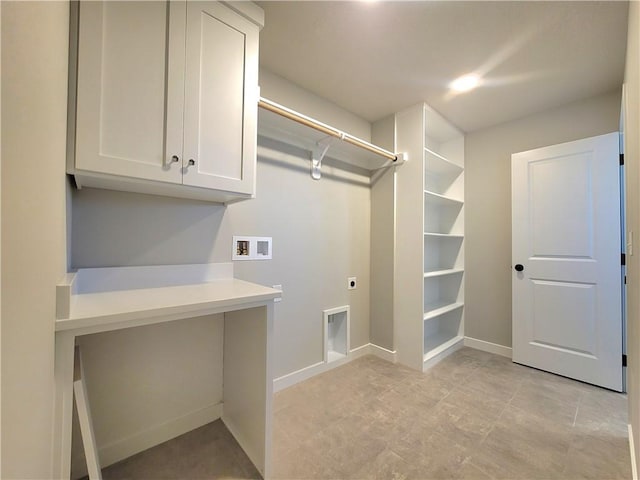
[
  {"left": 74, "top": 1, "right": 185, "bottom": 184},
  {"left": 182, "top": 1, "right": 258, "bottom": 194}
]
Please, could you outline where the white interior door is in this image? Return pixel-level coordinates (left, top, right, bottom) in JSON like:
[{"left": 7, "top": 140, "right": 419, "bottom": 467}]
[{"left": 512, "top": 132, "right": 622, "bottom": 391}]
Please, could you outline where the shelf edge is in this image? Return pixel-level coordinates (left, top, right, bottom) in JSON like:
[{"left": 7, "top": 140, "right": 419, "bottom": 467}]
[
  {"left": 424, "top": 190, "right": 464, "bottom": 205},
  {"left": 424, "top": 147, "right": 464, "bottom": 171},
  {"left": 424, "top": 232, "right": 464, "bottom": 238},
  {"left": 423, "top": 302, "right": 464, "bottom": 321},
  {"left": 423, "top": 268, "right": 464, "bottom": 278}
]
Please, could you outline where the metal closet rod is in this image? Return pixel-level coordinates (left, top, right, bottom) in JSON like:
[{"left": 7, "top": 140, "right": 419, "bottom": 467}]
[{"left": 258, "top": 97, "right": 398, "bottom": 162}]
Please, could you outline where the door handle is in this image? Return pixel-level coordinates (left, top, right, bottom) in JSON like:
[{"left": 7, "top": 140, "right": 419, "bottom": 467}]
[{"left": 514, "top": 264, "right": 524, "bottom": 272}]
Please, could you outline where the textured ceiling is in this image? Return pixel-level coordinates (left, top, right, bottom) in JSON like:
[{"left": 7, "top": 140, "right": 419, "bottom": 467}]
[{"left": 257, "top": 1, "right": 629, "bottom": 133}]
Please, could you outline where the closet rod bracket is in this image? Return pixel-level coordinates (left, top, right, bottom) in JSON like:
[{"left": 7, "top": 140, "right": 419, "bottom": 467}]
[{"left": 311, "top": 135, "right": 342, "bottom": 180}]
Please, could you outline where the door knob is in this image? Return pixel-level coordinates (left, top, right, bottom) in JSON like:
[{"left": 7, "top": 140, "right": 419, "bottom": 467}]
[{"left": 515, "top": 264, "right": 524, "bottom": 272}]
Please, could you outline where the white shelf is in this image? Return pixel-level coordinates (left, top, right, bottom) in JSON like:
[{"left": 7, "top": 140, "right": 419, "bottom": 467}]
[
  {"left": 424, "top": 148, "right": 463, "bottom": 176},
  {"left": 424, "top": 190, "right": 463, "bottom": 207},
  {"left": 258, "top": 97, "right": 400, "bottom": 172},
  {"left": 424, "top": 191, "right": 464, "bottom": 235},
  {"left": 55, "top": 263, "right": 281, "bottom": 334},
  {"left": 424, "top": 334, "right": 464, "bottom": 360},
  {"left": 424, "top": 301, "right": 464, "bottom": 321},
  {"left": 423, "top": 268, "right": 464, "bottom": 278},
  {"left": 424, "top": 232, "right": 464, "bottom": 239}
]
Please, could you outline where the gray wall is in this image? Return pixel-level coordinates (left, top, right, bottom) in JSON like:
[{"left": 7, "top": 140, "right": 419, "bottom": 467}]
[
  {"left": 623, "top": 0, "right": 640, "bottom": 466},
  {"left": 1, "top": 2, "right": 69, "bottom": 477},
  {"left": 370, "top": 115, "right": 396, "bottom": 351},
  {"left": 70, "top": 73, "right": 372, "bottom": 468},
  {"left": 465, "top": 89, "right": 622, "bottom": 348},
  {"left": 260, "top": 69, "right": 371, "bottom": 140}
]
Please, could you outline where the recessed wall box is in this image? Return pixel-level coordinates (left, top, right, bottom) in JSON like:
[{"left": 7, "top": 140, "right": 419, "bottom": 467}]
[
  {"left": 232, "top": 236, "right": 272, "bottom": 261},
  {"left": 323, "top": 306, "right": 350, "bottom": 363}
]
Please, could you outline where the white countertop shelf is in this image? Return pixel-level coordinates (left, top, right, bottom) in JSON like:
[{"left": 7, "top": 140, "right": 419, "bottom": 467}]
[
  {"left": 53, "top": 263, "right": 277, "bottom": 480},
  {"left": 56, "top": 263, "right": 281, "bottom": 334}
]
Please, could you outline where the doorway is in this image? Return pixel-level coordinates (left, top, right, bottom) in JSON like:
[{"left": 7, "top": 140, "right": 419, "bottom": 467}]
[{"left": 511, "top": 132, "right": 623, "bottom": 391}]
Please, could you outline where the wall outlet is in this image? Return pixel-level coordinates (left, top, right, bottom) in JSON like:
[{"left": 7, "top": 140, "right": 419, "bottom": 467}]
[
  {"left": 232, "top": 236, "right": 272, "bottom": 261},
  {"left": 273, "top": 284, "right": 282, "bottom": 303},
  {"left": 348, "top": 277, "right": 357, "bottom": 290}
]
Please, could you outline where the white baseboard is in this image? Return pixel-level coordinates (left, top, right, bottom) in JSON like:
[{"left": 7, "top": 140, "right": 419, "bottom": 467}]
[
  {"left": 349, "top": 343, "right": 375, "bottom": 358},
  {"left": 464, "top": 336, "right": 512, "bottom": 358},
  {"left": 369, "top": 343, "right": 397, "bottom": 363},
  {"left": 273, "top": 361, "right": 326, "bottom": 392},
  {"left": 273, "top": 343, "right": 396, "bottom": 393},
  {"left": 630, "top": 424, "right": 638, "bottom": 480},
  {"left": 71, "top": 402, "right": 223, "bottom": 477}
]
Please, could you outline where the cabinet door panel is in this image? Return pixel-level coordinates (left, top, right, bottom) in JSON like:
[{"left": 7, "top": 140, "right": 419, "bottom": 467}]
[
  {"left": 75, "top": 1, "right": 184, "bottom": 184},
  {"left": 183, "top": 1, "right": 258, "bottom": 194}
]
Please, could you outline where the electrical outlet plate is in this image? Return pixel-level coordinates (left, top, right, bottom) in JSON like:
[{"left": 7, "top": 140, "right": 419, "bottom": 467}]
[
  {"left": 348, "top": 277, "right": 357, "bottom": 290},
  {"left": 232, "top": 236, "right": 272, "bottom": 261}
]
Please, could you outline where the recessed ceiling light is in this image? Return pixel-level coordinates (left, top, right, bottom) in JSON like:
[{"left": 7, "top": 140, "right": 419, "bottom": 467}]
[{"left": 450, "top": 74, "right": 481, "bottom": 93}]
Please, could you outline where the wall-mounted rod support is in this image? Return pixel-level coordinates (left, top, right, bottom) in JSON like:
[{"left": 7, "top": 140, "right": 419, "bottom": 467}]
[
  {"left": 311, "top": 137, "right": 335, "bottom": 180},
  {"left": 311, "top": 136, "right": 339, "bottom": 180},
  {"left": 258, "top": 97, "right": 398, "bottom": 163}
]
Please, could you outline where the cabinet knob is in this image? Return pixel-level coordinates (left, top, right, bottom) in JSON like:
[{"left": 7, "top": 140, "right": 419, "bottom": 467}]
[
  {"left": 165, "top": 155, "right": 179, "bottom": 168},
  {"left": 514, "top": 264, "right": 524, "bottom": 272},
  {"left": 188, "top": 159, "right": 196, "bottom": 166}
]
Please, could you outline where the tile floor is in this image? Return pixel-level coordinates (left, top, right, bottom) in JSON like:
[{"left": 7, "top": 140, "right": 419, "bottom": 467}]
[
  {"left": 100, "top": 348, "right": 631, "bottom": 479},
  {"left": 273, "top": 348, "right": 631, "bottom": 480}
]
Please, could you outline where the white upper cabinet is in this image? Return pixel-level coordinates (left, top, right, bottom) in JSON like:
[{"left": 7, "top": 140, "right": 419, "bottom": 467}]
[{"left": 69, "top": 1, "right": 262, "bottom": 203}]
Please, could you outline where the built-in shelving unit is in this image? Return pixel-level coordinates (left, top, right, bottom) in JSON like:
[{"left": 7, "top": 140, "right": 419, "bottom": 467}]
[
  {"left": 257, "top": 97, "right": 403, "bottom": 178},
  {"left": 422, "top": 107, "right": 464, "bottom": 369},
  {"left": 394, "top": 102, "right": 464, "bottom": 372}
]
